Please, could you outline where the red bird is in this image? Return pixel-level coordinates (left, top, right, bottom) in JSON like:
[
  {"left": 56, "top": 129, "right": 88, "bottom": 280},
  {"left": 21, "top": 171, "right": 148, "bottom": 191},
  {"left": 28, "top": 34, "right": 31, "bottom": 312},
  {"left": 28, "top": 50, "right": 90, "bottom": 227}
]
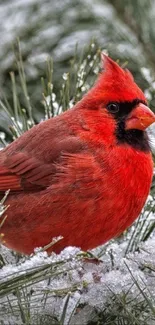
[{"left": 0, "top": 55, "right": 155, "bottom": 254}]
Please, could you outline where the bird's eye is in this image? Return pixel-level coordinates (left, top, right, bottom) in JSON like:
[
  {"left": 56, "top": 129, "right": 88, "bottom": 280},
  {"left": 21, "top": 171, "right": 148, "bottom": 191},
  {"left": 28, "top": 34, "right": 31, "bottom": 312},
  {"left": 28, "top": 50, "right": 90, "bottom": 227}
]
[{"left": 107, "top": 103, "right": 119, "bottom": 113}]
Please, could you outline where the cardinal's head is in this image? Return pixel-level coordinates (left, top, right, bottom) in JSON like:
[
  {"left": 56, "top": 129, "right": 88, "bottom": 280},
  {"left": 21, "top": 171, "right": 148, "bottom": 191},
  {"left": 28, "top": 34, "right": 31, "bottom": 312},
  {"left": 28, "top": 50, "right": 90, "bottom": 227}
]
[{"left": 79, "top": 54, "right": 155, "bottom": 151}]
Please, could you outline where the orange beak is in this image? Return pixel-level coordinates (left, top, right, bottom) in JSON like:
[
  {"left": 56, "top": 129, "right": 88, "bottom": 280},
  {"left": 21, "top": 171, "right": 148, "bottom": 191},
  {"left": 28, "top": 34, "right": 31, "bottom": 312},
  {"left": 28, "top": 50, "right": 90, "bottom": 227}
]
[{"left": 125, "top": 103, "right": 155, "bottom": 131}]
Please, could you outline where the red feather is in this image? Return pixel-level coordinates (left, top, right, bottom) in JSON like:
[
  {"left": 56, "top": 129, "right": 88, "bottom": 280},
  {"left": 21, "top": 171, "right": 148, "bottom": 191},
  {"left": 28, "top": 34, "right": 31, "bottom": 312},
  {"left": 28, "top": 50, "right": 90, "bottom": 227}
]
[{"left": 0, "top": 55, "right": 154, "bottom": 254}]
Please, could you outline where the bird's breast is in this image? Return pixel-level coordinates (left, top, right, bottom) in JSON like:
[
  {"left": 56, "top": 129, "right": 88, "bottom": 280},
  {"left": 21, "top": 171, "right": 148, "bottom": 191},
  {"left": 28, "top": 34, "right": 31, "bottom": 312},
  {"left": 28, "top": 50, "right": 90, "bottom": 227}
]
[{"left": 96, "top": 145, "right": 153, "bottom": 239}]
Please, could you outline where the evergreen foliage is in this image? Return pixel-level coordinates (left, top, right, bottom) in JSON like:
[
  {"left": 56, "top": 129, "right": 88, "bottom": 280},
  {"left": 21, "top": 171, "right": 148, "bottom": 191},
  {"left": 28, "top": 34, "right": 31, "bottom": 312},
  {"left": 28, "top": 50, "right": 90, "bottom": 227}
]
[{"left": 0, "top": 1, "right": 155, "bottom": 324}]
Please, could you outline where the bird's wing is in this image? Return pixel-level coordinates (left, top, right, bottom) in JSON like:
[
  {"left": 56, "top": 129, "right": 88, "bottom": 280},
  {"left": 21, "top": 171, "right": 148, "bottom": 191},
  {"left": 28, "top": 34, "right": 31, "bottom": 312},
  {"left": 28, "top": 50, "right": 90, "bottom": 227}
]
[
  {"left": 50, "top": 151, "right": 103, "bottom": 200},
  {"left": 0, "top": 134, "right": 86, "bottom": 194},
  {"left": 0, "top": 152, "right": 55, "bottom": 192}
]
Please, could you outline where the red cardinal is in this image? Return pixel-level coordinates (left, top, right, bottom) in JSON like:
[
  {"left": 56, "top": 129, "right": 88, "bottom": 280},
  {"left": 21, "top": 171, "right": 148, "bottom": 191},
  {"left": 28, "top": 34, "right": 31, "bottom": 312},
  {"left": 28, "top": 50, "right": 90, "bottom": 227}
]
[{"left": 0, "top": 55, "right": 155, "bottom": 254}]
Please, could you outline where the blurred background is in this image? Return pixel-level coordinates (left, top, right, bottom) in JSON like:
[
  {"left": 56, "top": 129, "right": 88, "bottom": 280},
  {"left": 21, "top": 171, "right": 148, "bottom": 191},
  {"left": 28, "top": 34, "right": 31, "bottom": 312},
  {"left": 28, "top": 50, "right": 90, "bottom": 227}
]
[
  {"left": 1, "top": 2, "right": 155, "bottom": 324},
  {"left": 0, "top": 0, "right": 155, "bottom": 135}
]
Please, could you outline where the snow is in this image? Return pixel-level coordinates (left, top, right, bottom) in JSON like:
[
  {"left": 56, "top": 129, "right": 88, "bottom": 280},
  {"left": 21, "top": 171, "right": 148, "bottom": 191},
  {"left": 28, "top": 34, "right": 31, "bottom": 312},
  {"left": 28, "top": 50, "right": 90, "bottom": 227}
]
[{"left": 0, "top": 1, "right": 155, "bottom": 322}]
